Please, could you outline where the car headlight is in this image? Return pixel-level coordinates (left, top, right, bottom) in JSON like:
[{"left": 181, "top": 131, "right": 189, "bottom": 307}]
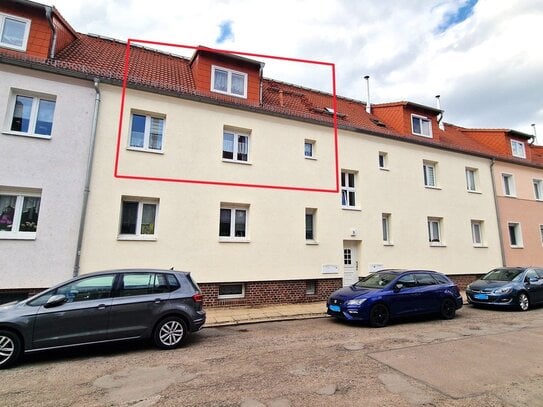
[
  {"left": 493, "top": 286, "right": 513, "bottom": 295},
  {"left": 346, "top": 298, "right": 367, "bottom": 306}
]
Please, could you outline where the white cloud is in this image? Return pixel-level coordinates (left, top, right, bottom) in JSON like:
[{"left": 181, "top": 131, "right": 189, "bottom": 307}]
[{"left": 41, "top": 0, "right": 543, "bottom": 139}]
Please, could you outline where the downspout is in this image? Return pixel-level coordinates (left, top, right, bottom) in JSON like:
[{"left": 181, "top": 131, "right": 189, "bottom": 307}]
[
  {"left": 44, "top": 6, "right": 57, "bottom": 59},
  {"left": 73, "top": 78, "right": 101, "bottom": 277},
  {"left": 490, "top": 158, "right": 506, "bottom": 267}
]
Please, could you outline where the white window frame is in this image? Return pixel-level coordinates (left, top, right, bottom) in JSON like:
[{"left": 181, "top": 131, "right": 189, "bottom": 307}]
[
  {"left": 466, "top": 168, "right": 478, "bottom": 192},
  {"left": 382, "top": 213, "right": 392, "bottom": 245},
  {"left": 378, "top": 152, "right": 388, "bottom": 170},
  {"left": 423, "top": 161, "right": 437, "bottom": 188},
  {"left": 304, "top": 139, "right": 316, "bottom": 159},
  {"left": 305, "top": 208, "right": 317, "bottom": 243},
  {"left": 306, "top": 281, "right": 316, "bottom": 295},
  {"left": 118, "top": 197, "right": 159, "bottom": 240},
  {"left": 128, "top": 112, "right": 165, "bottom": 153},
  {"left": 222, "top": 129, "right": 250, "bottom": 163},
  {"left": 341, "top": 171, "right": 357, "bottom": 209},
  {"left": 511, "top": 140, "right": 526, "bottom": 159},
  {"left": 5, "top": 90, "right": 56, "bottom": 139},
  {"left": 533, "top": 179, "right": 543, "bottom": 201},
  {"left": 219, "top": 204, "right": 249, "bottom": 241},
  {"left": 211, "top": 65, "right": 248, "bottom": 98},
  {"left": 508, "top": 222, "right": 523, "bottom": 248},
  {"left": 502, "top": 173, "right": 516, "bottom": 197},
  {"left": 411, "top": 114, "right": 432, "bottom": 138},
  {"left": 428, "top": 217, "right": 443, "bottom": 246},
  {"left": 0, "top": 189, "right": 41, "bottom": 240},
  {"left": 218, "top": 283, "right": 245, "bottom": 299},
  {"left": 0, "top": 13, "right": 31, "bottom": 51},
  {"left": 471, "top": 220, "right": 484, "bottom": 247}
]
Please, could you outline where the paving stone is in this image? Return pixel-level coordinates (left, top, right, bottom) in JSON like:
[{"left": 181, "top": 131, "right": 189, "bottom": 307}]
[{"left": 316, "top": 384, "right": 337, "bottom": 396}]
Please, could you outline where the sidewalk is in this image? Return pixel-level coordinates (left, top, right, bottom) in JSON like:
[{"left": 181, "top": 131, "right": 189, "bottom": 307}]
[{"left": 204, "top": 291, "right": 468, "bottom": 328}]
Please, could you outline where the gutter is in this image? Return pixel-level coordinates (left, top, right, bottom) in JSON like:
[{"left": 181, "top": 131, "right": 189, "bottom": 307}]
[
  {"left": 490, "top": 158, "right": 506, "bottom": 267},
  {"left": 44, "top": 5, "right": 57, "bottom": 59},
  {"left": 73, "top": 78, "right": 101, "bottom": 277}
]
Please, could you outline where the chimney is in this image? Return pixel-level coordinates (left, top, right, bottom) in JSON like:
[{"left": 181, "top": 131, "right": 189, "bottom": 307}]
[
  {"left": 531, "top": 123, "right": 538, "bottom": 145},
  {"left": 279, "top": 89, "right": 284, "bottom": 108},
  {"left": 435, "top": 95, "right": 444, "bottom": 130},
  {"left": 364, "top": 75, "right": 371, "bottom": 114}
]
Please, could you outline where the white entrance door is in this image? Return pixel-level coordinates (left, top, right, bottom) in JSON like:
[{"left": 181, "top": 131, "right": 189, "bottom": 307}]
[{"left": 343, "top": 241, "right": 359, "bottom": 286}]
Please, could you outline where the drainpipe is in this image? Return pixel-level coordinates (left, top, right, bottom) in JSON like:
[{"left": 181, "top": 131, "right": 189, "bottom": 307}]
[
  {"left": 44, "top": 6, "right": 57, "bottom": 59},
  {"left": 490, "top": 158, "right": 506, "bottom": 267},
  {"left": 73, "top": 78, "right": 101, "bottom": 277}
]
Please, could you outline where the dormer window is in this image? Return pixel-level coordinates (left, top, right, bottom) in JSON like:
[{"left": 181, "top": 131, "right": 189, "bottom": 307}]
[
  {"left": 411, "top": 114, "right": 432, "bottom": 138},
  {"left": 211, "top": 65, "right": 247, "bottom": 98},
  {"left": 0, "top": 13, "right": 31, "bottom": 51},
  {"left": 511, "top": 140, "right": 526, "bottom": 158}
]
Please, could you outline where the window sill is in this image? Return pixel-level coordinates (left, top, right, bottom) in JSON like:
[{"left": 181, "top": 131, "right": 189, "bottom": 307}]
[
  {"left": 424, "top": 186, "right": 441, "bottom": 190},
  {"left": 383, "top": 243, "right": 394, "bottom": 246},
  {"left": 341, "top": 206, "right": 361, "bottom": 211},
  {"left": 217, "top": 294, "right": 246, "bottom": 300},
  {"left": 219, "top": 238, "right": 250, "bottom": 243},
  {"left": 0, "top": 233, "right": 36, "bottom": 240},
  {"left": 304, "top": 156, "right": 317, "bottom": 161},
  {"left": 413, "top": 132, "right": 432, "bottom": 138},
  {"left": 127, "top": 147, "right": 164, "bottom": 154},
  {"left": 306, "top": 240, "right": 319, "bottom": 245},
  {"left": 222, "top": 159, "right": 252, "bottom": 166},
  {"left": 429, "top": 243, "right": 446, "bottom": 247},
  {"left": 473, "top": 245, "right": 488, "bottom": 248},
  {"left": 503, "top": 194, "right": 517, "bottom": 198},
  {"left": 117, "top": 235, "right": 157, "bottom": 241},
  {"left": 467, "top": 190, "right": 482, "bottom": 194},
  {"left": 510, "top": 245, "right": 524, "bottom": 249},
  {"left": 2, "top": 131, "right": 51, "bottom": 140},
  {"left": 379, "top": 167, "right": 390, "bottom": 171}
]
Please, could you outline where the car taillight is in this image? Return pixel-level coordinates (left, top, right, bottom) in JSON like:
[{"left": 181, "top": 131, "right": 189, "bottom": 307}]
[{"left": 192, "top": 293, "right": 203, "bottom": 303}]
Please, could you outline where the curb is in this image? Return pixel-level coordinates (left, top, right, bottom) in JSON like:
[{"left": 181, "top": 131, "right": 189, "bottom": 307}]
[{"left": 204, "top": 312, "right": 329, "bottom": 328}]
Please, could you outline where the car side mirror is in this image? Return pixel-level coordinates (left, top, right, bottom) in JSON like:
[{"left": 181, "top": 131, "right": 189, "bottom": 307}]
[
  {"left": 393, "top": 283, "right": 404, "bottom": 293},
  {"left": 528, "top": 276, "right": 539, "bottom": 284},
  {"left": 44, "top": 294, "right": 68, "bottom": 308}
]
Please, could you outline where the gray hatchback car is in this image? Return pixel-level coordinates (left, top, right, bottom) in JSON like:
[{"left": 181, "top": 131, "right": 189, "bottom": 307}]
[{"left": 0, "top": 269, "right": 206, "bottom": 368}]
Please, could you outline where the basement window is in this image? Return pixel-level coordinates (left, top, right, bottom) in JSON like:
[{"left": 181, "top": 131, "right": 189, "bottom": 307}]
[{"left": 218, "top": 283, "right": 245, "bottom": 299}]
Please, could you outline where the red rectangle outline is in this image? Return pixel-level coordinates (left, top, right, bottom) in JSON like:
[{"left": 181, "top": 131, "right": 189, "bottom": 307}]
[{"left": 114, "top": 39, "right": 339, "bottom": 194}]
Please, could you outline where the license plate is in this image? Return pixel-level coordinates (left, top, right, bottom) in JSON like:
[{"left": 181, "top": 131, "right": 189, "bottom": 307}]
[
  {"left": 329, "top": 304, "right": 341, "bottom": 312},
  {"left": 474, "top": 293, "right": 488, "bottom": 300}
]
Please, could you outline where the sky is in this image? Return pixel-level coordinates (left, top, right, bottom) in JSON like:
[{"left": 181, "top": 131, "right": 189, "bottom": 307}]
[{"left": 40, "top": 0, "right": 543, "bottom": 142}]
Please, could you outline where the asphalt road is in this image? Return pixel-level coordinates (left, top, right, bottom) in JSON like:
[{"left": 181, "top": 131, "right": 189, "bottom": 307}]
[{"left": 2, "top": 305, "right": 543, "bottom": 407}]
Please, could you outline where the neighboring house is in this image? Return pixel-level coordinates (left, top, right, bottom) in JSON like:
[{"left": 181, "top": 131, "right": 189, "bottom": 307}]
[
  {"left": 1, "top": 1, "right": 541, "bottom": 307},
  {"left": 0, "top": 0, "right": 97, "bottom": 302}
]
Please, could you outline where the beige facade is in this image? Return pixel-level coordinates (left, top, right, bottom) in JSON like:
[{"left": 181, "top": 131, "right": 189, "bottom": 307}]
[{"left": 80, "top": 84, "right": 503, "bottom": 293}]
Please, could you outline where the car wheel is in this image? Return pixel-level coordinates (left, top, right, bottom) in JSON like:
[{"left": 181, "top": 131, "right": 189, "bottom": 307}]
[
  {"left": 154, "top": 316, "right": 187, "bottom": 349},
  {"left": 369, "top": 304, "right": 389, "bottom": 328},
  {"left": 0, "top": 330, "right": 21, "bottom": 369},
  {"left": 440, "top": 298, "right": 456, "bottom": 320},
  {"left": 518, "top": 292, "right": 530, "bottom": 311}
]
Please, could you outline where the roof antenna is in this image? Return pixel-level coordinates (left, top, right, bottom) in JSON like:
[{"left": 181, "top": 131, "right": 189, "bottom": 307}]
[
  {"left": 364, "top": 75, "right": 371, "bottom": 114},
  {"left": 530, "top": 123, "right": 537, "bottom": 145},
  {"left": 435, "top": 95, "right": 444, "bottom": 130}
]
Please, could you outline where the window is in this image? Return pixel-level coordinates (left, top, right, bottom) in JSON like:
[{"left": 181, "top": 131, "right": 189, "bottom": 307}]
[
  {"left": 119, "top": 198, "right": 158, "bottom": 238},
  {"left": 471, "top": 220, "right": 484, "bottom": 246},
  {"left": 129, "top": 113, "right": 164, "bottom": 152},
  {"left": 414, "top": 273, "right": 437, "bottom": 286},
  {"left": 0, "top": 191, "right": 41, "bottom": 238},
  {"left": 382, "top": 213, "right": 391, "bottom": 244},
  {"left": 304, "top": 140, "right": 315, "bottom": 158},
  {"left": 502, "top": 174, "right": 516, "bottom": 196},
  {"left": 341, "top": 171, "right": 356, "bottom": 208},
  {"left": 534, "top": 179, "right": 542, "bottom": 201},
  {"left": 218, "top": 283, "right": 245, "bottom": 299},
  {"left": 211, "top": 65, "right": 247, "bottom": 98},
  {"left": 305, "top": 208, "right": 316, "bottom": 241},
  {"left": 511, "top": 140, "right": 526, "bottom": 158},
  {"left": 508, "top": 222, "right": 523, "bottom": 247},
  {"left": 0, "top": 13, "right": 31, "bottom": 51},
  {"left": 378, "top": 152, "right": 388, "bottom": 169},
  {"left": 306, "top": 281, "right": 316, "bottom": 295},
  {"left": 428, "top": 217, "right": 442, "bottom": 245},
  {"left": 8, "top": 92, "right": 56, "bottom": 138},
  {"left": 118, "top": 273, "right": 177, "bottom": 296},
  {"left": 466, "top": 168, "right": 478, "bottom": 192},
  {"left": 223, "top": 130, "right": 249, "bottom": 162},
  {"left": 412, "top": 114, "right": 432, "bottom": 137},
  {"left": 219, "top": 205, "right": 248, "bottom": 239},
  {"left": 397, "top": 274, "right": 417, "bottom": 288},
  {"left": 423, "top": 161, "right": 437, "bottom": 187}
]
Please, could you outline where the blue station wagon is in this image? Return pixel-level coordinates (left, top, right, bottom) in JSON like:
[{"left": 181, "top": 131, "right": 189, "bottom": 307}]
[{"left": 327, "top": 269, "right": 463, "bottom": 327}]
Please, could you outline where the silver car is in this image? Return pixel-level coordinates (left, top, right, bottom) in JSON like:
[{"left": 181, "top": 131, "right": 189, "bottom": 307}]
[{"left": 0, "top": 269, "right": 206, "bottom": 368}]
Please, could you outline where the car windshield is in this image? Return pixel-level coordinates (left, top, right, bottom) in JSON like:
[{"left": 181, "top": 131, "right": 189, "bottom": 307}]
[
  {"left": 355, "top": 272, "right": 397, "bottom": 289},
  {"left": 482, "top": 268, "right": 524, "bottom": 282}
]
